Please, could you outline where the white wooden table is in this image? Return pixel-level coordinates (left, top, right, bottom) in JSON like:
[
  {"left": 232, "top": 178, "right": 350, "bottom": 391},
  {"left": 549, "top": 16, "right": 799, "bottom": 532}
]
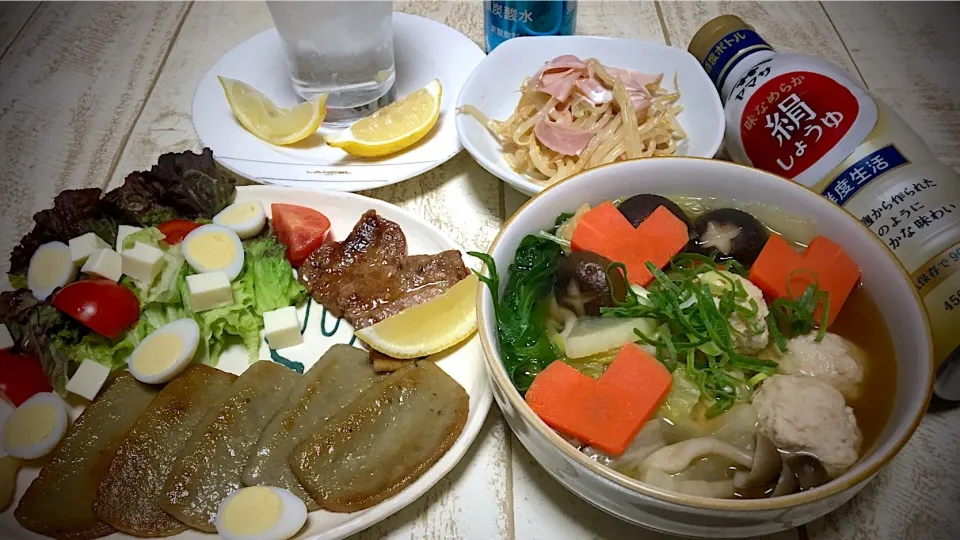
[{"left": 0, "top": 2, "right": 958, "bottom": 539}]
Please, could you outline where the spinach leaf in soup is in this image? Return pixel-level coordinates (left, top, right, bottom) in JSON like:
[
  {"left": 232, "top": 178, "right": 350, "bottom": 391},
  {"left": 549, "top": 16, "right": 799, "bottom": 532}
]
[{"left": 471, "top": 235, "right": 562, "bottom": 392}]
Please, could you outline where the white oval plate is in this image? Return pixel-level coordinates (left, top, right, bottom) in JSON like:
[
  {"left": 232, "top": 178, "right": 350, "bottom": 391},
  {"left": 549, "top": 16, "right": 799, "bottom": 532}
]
[
  {"left": 193, "top": 13, "right": 485, "bottom": 192},
  {"left": 455, "top": 35, "right": 725, "bottom": 195},
  {"left": 0, "top": 186, "right": 492, "bottom": 540}
]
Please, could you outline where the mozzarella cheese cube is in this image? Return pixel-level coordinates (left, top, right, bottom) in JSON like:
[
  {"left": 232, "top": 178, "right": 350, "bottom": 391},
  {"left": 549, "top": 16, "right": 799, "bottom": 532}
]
[
  {"left": 122, "top": 242, "right": 165, "bottom": 283},
  {"left": 65, "top": 359, "right": 111, "bottom": 401},
  {"left": 263, "top": 306, "right": 303, "bottom": 349},
  {"left": 81, "top": 248, "right": 123, "bottom": 282},
  {"left": 187, "top": 272, "right": 234, "bottom": 312},
  {"left": 69, "top": 233, "right": 110, "bottom": 266},
  {"left": 116, "top": 225, "right": 142, "bottom": 252},
  {"left": 0, "top": 324, "right": 13, "bottom": 350}
]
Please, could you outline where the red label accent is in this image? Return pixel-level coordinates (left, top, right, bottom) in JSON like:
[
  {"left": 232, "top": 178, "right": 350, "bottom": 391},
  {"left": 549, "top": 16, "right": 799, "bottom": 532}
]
[{"left": 740, "top": 71, "right": 859, "bottom": 179}]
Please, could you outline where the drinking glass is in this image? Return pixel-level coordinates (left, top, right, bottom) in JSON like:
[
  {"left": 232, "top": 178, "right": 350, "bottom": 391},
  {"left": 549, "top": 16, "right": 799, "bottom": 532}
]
[{"left": 268, "top": 1, "right": 396, "bottom": 125}]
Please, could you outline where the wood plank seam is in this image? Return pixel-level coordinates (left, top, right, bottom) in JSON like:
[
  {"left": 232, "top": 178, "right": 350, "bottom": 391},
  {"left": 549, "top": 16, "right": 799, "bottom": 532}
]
[
  {"left": 498, "top": 180, "right": 506, "bottom": 222},
  {"left": 0, "top": 2, "right": 40, "bottom": 64},
  {"left": 504, "top": 429, "right": 516, "bottom": 540},
  {"left": 653, "top": 1, "right": 673, "bottom": 46},
  {"left": 817, "top": 2, "right": 868, "bottom": 87},
  {"left": 100, "top": 1, "right": 194, "bottom": 190}
]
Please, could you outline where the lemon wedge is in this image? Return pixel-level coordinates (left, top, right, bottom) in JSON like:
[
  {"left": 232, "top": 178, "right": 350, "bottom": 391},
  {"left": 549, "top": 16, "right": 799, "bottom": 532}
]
[
  {"left": 219, "top": 76, "right": 327, "bottom": 145},
  {"left": 354, "top": 273, "right": 478, "bottom": 359},
  {"left": 326, "top": 78, "right": 442, "bottom": 157}
]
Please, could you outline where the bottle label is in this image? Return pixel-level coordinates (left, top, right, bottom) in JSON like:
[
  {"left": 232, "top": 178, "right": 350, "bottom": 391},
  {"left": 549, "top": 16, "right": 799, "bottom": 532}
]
[
  {"left": 912, "top": 241, "right": 960, "bottom": 360},
  {"left": 835, "top": 158, "right": 960, "bottom": 361},
  {"left": 701, "top": 28, "right": 773, "bottom": 90},
  {"left": 739, "top": 71, "right": 875, "bottom": 184},
  {"left": 816, "top": 112, "right": 960, "bottom": 364},
  {"left": 484, "top": 1, "right": 578, "bottom": 52},
  {"left": 821, "top": 145, "right": 910, "bottom": 205}
]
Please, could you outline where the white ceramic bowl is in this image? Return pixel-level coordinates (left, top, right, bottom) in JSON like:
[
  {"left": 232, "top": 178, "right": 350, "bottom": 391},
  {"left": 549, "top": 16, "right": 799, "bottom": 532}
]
[
  {"left": 477, "top": 158, "right": 934, "bottom": 537},
  {"left": 456, "top": 35, "right": 724, "bottom": 196}
]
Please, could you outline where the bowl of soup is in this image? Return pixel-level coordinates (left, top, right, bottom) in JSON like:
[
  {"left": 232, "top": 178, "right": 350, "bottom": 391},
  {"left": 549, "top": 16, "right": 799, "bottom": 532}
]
[{"left": 476, "top": 157, "right": 934, "bottom": 537}]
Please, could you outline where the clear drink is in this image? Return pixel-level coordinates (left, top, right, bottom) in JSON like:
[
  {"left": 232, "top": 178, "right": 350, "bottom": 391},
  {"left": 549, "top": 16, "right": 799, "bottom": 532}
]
[{"left": 268, "top": 1, "right": 396, "bottom": 125}]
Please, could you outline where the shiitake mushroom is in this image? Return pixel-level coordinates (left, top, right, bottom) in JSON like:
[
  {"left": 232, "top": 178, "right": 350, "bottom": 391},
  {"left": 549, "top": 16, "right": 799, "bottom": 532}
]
[
  {"left": 617, "top": 194, "right": 694, "bottom": 236},
  {"left": 689, "top": 208, "right": 769, "bottom": 266},
  {"left": 555, "top": 251, "right": 627, "bottom": 317}
]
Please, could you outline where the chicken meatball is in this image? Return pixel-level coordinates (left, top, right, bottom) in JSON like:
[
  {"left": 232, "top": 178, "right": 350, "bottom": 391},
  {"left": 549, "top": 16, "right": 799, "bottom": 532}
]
[
  {"left": 761, "top": 332, "right": 865, "bottom": 400},
  {"left": 754, "top": 375, "right": 861, "bottom": 477},
  {"left": 697, "top": 271, "right": 770, "bottom": 355}
]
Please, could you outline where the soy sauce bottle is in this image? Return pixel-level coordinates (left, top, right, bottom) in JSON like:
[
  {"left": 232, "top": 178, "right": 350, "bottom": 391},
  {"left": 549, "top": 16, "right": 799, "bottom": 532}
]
[{"left": 689, "top": 15, "right": 960, "bottom": 399}]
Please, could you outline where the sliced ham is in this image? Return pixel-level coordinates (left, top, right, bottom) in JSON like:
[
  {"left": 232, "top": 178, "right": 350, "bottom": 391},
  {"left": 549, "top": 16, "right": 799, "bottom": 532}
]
[
  {"left": 630, "top": 93, "right": 652, "bottom": 113},
  {"left": 538, "top": 70, "right": 582, "bottom": 102},
  {"left": 576, "top": 78, "right": 614, "bottom": 105},
  {"left": 534, "top": 117, "right": 595, "bottom": 156},
  {"left": 529, "top": 55, "right": 589, "bottom": 93},
  {"left": 524, "top": 56, "right": 663, "bottom": 131},
  {"left": 607, "top": 67, "right": 662, "bottom": 95},
  {"left": 547, "top": 54, "right": 588, "bottom": 70}
]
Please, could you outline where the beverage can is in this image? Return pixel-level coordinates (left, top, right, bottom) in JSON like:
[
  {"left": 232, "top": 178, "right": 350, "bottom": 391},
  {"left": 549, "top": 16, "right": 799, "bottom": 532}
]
[{"left": 484, "top": 1, "right": 578, "bottom": 52}]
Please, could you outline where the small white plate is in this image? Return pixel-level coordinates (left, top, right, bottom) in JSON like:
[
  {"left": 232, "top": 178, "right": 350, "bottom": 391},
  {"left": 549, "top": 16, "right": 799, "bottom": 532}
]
[
  {"left": 193, "top": 14, "right": 485, "bottom": 192},
  {"left": 455, "top": 35, "right": 725, "bottom": 195},
  {"left": 1, "top": 186, "right": 492, "bottom": 540}
]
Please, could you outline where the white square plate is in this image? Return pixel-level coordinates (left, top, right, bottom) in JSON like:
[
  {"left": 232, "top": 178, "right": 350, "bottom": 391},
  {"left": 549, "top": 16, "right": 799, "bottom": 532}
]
[{"left": 455, "top": 35, "right": 725, "bottom": 195}]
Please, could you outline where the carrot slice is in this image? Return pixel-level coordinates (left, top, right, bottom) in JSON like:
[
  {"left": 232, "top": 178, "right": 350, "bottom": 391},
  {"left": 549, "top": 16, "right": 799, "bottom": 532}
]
[
  {"left": 571, "top": 204, "right": 688, "bottom": 286},
  {"left": 524, "top": 343, "right": 673, "bottom": 456},
  {"left": 524, "top": 361, "right": 595, "bottom": 444},
  {"left": 749, "top": 234, "right": 861, "bottom": 327},
  {"left": 748, "top": 234, "right": 798, "bottom": 299},
  {"left": 628, "top": 206, "right": 690, "bottom": 285},
  {"left": 794, "top": 237, "right": 861, "bottom": 326},
  {"left": 570, "top": 201, "right": 635, "bottom": 253},
  {"left": 592, "top": 343, "right": 673, "bottom": 454}
]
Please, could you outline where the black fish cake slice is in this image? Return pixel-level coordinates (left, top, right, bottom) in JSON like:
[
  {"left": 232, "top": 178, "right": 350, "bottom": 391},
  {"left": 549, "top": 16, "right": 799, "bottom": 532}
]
[
  {"left": 242, "top": 345, "right": 379, "bottom": 510},
  {"left": 15, "top": 372, "right": 159, "bottom": 540},
  {"left": 94, "top": 364, "right": 237, "bottom": 537},
  {"left": 290, "top": 361, "right": 468, "bottom": 512},
  {"left": 160, "top": 361, "right": 299, "bottom": 532}
]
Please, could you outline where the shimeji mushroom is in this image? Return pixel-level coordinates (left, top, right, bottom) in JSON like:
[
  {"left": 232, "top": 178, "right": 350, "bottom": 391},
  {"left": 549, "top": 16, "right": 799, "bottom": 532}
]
[{"left": 638, "top": 433, "right": 833, "bottom": 498}]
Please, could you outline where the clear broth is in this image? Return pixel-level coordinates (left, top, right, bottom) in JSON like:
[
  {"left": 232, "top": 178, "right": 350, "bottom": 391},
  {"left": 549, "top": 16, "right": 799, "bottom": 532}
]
[
  {"left": 674, "top": 195, "right": 897, "bottom": 451},
  {"left": 828, "top": 285, "right": 897, "bottom": 453}
]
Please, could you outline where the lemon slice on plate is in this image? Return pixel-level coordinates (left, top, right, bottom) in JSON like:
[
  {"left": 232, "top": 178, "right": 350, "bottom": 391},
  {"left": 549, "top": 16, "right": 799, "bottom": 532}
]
[
  {"left": 326, "top": 78, "right": 442, "bottom": 158},
  {"left": 219, "top": 76, "right": 327, "bottom": 145},
  {"left": 354, "top": 273, "right": 478, "bottom": 359}
]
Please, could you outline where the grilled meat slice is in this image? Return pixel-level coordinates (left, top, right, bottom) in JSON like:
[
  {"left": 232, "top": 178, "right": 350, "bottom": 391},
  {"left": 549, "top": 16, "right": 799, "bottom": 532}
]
[
  {"left": 299, "top": 210, "right": 468, "bottom": 329},
  {"left": 300, "top": 210, "right": 406, "bottom": 318}
]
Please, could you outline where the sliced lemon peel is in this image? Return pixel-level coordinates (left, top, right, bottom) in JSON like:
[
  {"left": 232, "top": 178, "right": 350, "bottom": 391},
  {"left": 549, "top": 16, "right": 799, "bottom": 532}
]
[{"left": 354, "top": 273, "right": 478, "bottom": 359}]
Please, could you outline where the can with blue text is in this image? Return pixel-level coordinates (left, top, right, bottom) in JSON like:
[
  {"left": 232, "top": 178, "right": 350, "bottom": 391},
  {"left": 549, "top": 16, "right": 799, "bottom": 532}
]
[{"left": 484, "top": 1, "right": 578, "bottom": 52}]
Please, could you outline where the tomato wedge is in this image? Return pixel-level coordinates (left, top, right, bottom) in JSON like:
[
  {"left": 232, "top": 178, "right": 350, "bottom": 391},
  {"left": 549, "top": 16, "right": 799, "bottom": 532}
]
[
  {"left": 0, "top": 350, "right": 52, "bottom": 406},
  {"left": 157, "top": 219, "right": 202, "bottom": 245},
  {"left": 52, "top": 279, "right": 140, "bottom": 339},
  {"left": 271, "top": 204, "right": 331, "bottom": 267}
]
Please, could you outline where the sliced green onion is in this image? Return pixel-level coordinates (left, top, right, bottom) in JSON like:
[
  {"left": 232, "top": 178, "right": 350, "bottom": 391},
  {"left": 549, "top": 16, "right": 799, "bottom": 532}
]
[
  {"left": 536, "top": 230, "right": 571, "bottom": 249},
  {"left": 748, "top": 372, "right": 770, "bottom": 387}
]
